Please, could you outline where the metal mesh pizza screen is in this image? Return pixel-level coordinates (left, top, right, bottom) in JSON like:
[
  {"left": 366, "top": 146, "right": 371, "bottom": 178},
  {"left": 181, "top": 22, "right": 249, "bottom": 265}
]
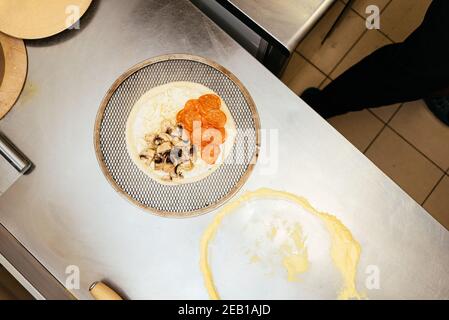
[{"left": 96, "top": 57, "right": 259, "bottom": 217}]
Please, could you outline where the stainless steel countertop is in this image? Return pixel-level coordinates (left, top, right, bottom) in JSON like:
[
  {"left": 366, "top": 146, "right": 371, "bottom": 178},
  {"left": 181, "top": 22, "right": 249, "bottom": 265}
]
[
  {"left": 0, "top": 0, "right": 448, "bottom": 299},
  {"left": 228, "top": 0, "right": 336, "bottom": 52}
]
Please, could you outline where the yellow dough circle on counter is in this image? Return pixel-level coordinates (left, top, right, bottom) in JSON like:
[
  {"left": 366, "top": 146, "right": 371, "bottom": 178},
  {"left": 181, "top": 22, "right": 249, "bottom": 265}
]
[{"left": 200, "top": 188, "right": 363, "bottom": 300}]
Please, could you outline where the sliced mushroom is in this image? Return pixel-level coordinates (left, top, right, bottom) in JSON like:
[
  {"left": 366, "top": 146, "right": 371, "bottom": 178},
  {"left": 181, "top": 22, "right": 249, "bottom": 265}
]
[
  {"left": 157, "top": 141, "right": 172, "bottom": 154},
  {"left": 153, "top": 156, "right": 164, "bottom": 170},
  {"left": 175, "top": 160, "right": 194, "bottom": 175},
  {"left": 174, "top": 164, "right": 181, "bottom": 175},
  {"left": 144, "top": 133, "right": 156, "bottom": 144},
  {"left": 153, "top": 136, "right": 163, "bottom": 146},
  {"left": 144, "top": 148, "right": 155, "bottom": 159},
  {"left": 162, "top": 162, "right": 175, "bottom": 174},
  {"left": 170, "top": 170, "right": 182, "bottom": 179},
  {"left": 158, "top": 132, "right": 172, "bottom": 143},
  {"left": 172, "top": 137, "right": 185, "bottom": 147},
  {"left": 154, "top": 155, "right": 163, "bottom": 164},
  {"left": 161, "top": 150, "right": 171, "bottom": 163},
  {"left": 169, "top": 147, "right": 183, "bottom": 165},
  {"left": 161, "top": 120, "right": 175, "bottom": 134},
  {"left": 139, "top": 148, "right": 155, "bottom": 165},
  {"left": 141, "top": 117, "right": 199, "bottom": 179},
  {"left": 154, "top": 161, "right": 164, "bottom": 171},
  {"left": 182, "top": 159, "right": 194, "bottom": 170},
  {"left": 139, "top": 155, "right": 151, "bottom": 166},
  {"left": 171, "top": 125, "right": 183, "bottom": 138}
]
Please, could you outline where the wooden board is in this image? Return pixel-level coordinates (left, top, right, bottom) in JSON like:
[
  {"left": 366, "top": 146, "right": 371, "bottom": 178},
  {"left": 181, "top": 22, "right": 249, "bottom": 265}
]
[
  {"left": 0, "top": 32, "right": 27, "bottom": 120},
  {"left": 0, "top": 0, "right": 92, "bottom": 40}
]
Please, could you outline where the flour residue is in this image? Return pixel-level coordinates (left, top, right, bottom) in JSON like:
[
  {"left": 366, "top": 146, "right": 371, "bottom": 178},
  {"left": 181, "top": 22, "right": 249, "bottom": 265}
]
[
  {"left": 199, "top": 188, "right": 363, "bottom": 300},
  {"left": 280, "top": 224, "right": 309, "bottom": 282}
]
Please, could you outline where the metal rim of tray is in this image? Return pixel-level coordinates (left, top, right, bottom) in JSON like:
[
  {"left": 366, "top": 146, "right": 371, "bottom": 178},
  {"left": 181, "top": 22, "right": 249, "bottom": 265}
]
[{"left": 94, "top": 54, "right": 260, "bottom": 218}]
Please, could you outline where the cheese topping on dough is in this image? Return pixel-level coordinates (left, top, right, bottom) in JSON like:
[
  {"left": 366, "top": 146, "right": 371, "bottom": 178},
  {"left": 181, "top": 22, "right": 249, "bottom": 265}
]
[{"left": 126, "top": 82, "right": 236, "bottom": 185}]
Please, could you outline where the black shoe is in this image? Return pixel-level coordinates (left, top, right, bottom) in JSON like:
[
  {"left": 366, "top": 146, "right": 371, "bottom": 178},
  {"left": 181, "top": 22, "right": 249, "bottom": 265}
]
[
  {"left": 300, "top": 87, "right": 322, "bottom": 108},
  {"left": 424, "top": 97, "right": 449, "bottom": 126},
  {"left": 300, "top": 87, "right": 337, "bottom": 118}
]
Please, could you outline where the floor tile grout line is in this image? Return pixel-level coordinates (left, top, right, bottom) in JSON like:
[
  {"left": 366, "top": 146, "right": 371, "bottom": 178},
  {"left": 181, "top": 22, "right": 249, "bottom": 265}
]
[
  {"left": 421, "top": 172, "right": 446, "bottom": 206},
  {"left": 367, "top": 102, "right": 404, "bottom": 125},
  {"left": 318, "top": 76, "right": 330, "bottom": 89},
  {"left": 327, "top": 27, "right": 367, "bottom": 80},
  {"left": 354, "top": 0, "right": 393, "bottom": 17},
  {"left": 386, "top": 103, "right": 404, "bottom": 125},
  {"left": 295, "top": 5, "right": 367, "bottom": 78},
  {"left": 385, "top": 123, "right": 447, "bottom": 173},
  {"left": 297, "top": 53, "right": 328, "bottom": 78},
  {"left": 365, "top": 103, "right": 446, "bottom": 173},
  {"left": 281, "top": 52, "right": 325, "bottom": 86},
  {"left": 293, "top": 0, "right": 343, "bottom": 54},
  {"left": 376, "top": 28, "right": 396, "bottom": 44},
  {"left": 312, "top": 4, "right": 396, "bottom": 87},
  {"left": 351, "top": 0, "right": 393, "bottom": 22},
  {"left": 366, "top": 108, "right": 387, "bottom": 124},
  {"left": 349, "top": 0, "right": 397, "bottom": 44},
  {"left": 366, "top": 101, "right": 449, "bottom": 198},
  {"left": 363, "top": 122, "right": 387, "bottom": 154},
  {"left": 327, "top": 0, "right": 368, "bottom": 80},
  {"left": 325, "top": 3, "right": 369, "bottom": 79}
]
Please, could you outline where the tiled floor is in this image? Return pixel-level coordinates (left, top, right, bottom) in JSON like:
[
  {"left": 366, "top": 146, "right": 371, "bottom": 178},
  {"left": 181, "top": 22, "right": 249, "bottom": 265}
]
[{"left": 282, "top": 0, "right": 449, "bottom": 230}]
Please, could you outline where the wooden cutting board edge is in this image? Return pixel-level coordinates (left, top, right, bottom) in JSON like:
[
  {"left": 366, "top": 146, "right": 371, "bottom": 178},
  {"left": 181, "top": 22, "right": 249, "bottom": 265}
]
[
  {"left": 0, "top": 0, "right": 93, "bottom": 40},
  {"left": 0, "top": 32, "right": 27, "bottom": 120}
]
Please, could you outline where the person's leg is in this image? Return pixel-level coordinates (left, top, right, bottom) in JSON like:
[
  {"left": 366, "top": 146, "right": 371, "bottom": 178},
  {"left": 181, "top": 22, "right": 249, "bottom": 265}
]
[{"left": 302, "top": 0, "right": 449, "bottom": 118}]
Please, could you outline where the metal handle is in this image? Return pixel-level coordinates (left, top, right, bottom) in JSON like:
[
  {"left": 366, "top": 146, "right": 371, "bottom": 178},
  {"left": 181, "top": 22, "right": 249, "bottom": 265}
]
[{"left": 0, "top": 132, "right": 32, "bottom": 174}]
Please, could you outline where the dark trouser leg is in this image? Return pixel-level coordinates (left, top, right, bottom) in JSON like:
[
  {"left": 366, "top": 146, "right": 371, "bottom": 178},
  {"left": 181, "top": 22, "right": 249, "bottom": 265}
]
[{"left": 304, "top": 0, "right": 449, "bottom": 118}]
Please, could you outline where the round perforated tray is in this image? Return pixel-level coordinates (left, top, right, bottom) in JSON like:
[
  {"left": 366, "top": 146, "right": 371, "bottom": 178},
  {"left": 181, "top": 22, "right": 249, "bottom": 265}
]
[{"left": 94, "top": 54, "right": 260, "bottom": 218}]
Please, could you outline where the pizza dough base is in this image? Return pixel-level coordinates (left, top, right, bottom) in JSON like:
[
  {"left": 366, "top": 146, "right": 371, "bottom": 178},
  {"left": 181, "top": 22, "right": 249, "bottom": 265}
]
[{"left": 126, "top": 81, "right": 236, "bottom": 185}]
